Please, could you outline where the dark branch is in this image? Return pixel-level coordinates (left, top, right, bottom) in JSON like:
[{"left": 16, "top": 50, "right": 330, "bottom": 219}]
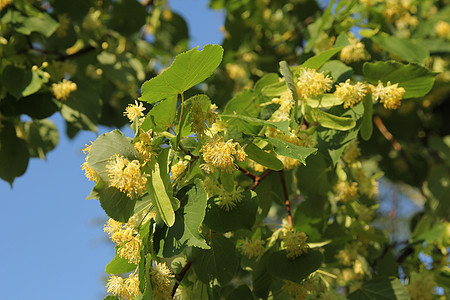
[
  {"left": 171, "top": 260, "right": 192, "bottom": 298},
  {"left": 279, "top": 170, "right": 293, "bottom": 227}
]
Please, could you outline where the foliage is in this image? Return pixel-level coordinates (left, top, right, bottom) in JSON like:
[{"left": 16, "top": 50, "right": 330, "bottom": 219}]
[{"left": 2, "top": 0, "right": 450, "bottom": 299}]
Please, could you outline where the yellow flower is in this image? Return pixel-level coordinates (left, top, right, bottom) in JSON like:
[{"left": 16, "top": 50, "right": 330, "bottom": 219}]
[
  {"left": 248, "top": 160, "right": 266, "bottom": 173},
  {"left": 106, "top": 154, "right": 147, "bottom": 199},
  {"left": 104, "top": 218, "right": 123, "bottom": 236},
  {"left": 407, "top": 272, "right": 436, "bottom": 300},
  {"left": 150, "top": 262, "right": 174, "bottom": 300},
  {"left": 189, "top": 99, "right": 217, "bottom": 135},
  {"left": 124, "top": 100, "right": 146, "bottom": 123},
  {"left": 334, "top": 181, "right": 358, "bottom": 203},
  {"left": 123, "top": 274, "right": 141, "bottom": 299},
  {"left": 371, "top": 81, "right": 406, "bottom": 109},
  {"left": 106, "top": 274, "right": 141, "bottom": 300},
  {"left": 216, "top": 185, "right": 244, "bottom": 211},
  {"left": 106, "top": 275, "right": 125, "bottom": 297},
  {"left": 434, "top": 20, "right": 450, "bottom": 38},
  {"left": 238, "top": 238, "right": 266, "bottom": 260},
  {"left": 56, "top": 14, "right": 71, "bottom": 37},
  {"left": 117, "top": 236, "right": 141, "bottom": 264},
  {"left": 225, "top": 63, "right": 246, "bottom": 79},
  {"left": 340, "top": 34, "right": 370, "bottom": 64},
  {"left": 342, "top": 140, "right": 361, "bottom": 164},
  {"left": 296, "top": 68, "right": 332, "bottom": 99},
  {"left": 0, "top": 0, "right": 11, "bottom": 11},
  {"left": 334, "top": 80, "right": 367, "bottom": 108},
  {"left": 134, "top": 129, "right": 153, "bottom": 163},
  {"left": 200, "top": 136, "right": 247, "bottom": 173},
  {"left": 282, "top": 230, "right": 309, "bottom": 259},
  {"left": 81, "top": 142, "right": 98, "bottom": 182},
  {"left": 282, "top": 280, "right": 308, "bottom": 300},
  {"left": 271, "top": 91, "right": 294, "bottom": 122},
  {"left": 52, "top": 79, "right": 77, "bottom": 100},
  {"left": 170, "top": 160, "right": 188, "bottom": 181}
]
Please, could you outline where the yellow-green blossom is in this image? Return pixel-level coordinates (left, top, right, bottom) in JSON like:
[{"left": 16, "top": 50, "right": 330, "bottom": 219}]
[
  {"left": 371, "top": 81, "right": 406, "bottom": 109},
  {"left": 296, "top": 68, "right": 332, "bottom": 99},
  {"left": 334, "top": 80, "right": 367, "bottom": 108},
  {"left": 52, "top": 79, "right": 77, "bottom": 100},
  {"left": 282, "top": 230, "right": 309, "bottom": 259},
  {"left": 200, "top": 136, "right": 247, "bottom": 173},
  {"left": 124, "top": 100, "right": 146, "bottom": 123},
  {"left": 106, "top": 154, "right": 147, "bottom": 199}
]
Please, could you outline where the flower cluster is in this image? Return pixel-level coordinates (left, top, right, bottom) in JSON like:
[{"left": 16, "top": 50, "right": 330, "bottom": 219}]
[
  {"left": 189, "top": 99, "right": 218, "bottom": 135},
  {"left": 106, "top": 274, "right": 140, "bottom": 300},
  {"left": 200, "top": 136, "right": 246, "bottom": 173},
  {"left": 238, "top": 238, "right": 266, "bottom": 260},
  {"left": 124, "top": 100, "right": 146, "bottom": 123},
  {"left": 134, "top": 129, "right": 153, "bottom": 163},
  {"left": 282, "top": 280, "right": 308, "bottom": 300},
  {"left": 334, "top": 180, "right": 358, "bottom": 203},
  {"left": 282, "top": 230, "right": 309, "bottom": 259},
  {"left": 334, "top": 80, "right": 367, "bottom": 108},
  {"left": 407, "top": 272, "right": 437, "bottom": 300},
  {"left": 81, "top": 142, "right": 98, "bottom": 182},
  {"left": 104, "top": 217, "right": 142, "bottom": 264},
  {"left": 296, "top": 68, "right": 332, "bottom": 99},
  {"left": 170, "top": 159, "right": 188, "bottom": 181},
  {"left": 106, "top": 154, "right": 147, "bottom": 199},
  {"left": 435, "top": 20, "right": 450, "bottom": 38},
  {"left": 371, "top": 81, "right": 406, "bottom": 109},
  {"left": 342, "top": 140, "right": 361, "bottom": 164},
  {"left": 150, "top": 262, "right": 174, "bottom": 299},
  {"left": 340, "top": 34, "right": 370, "bottom": 64},
  {"left": 52, "top": 79, "right": 77, "bottom": 100}
]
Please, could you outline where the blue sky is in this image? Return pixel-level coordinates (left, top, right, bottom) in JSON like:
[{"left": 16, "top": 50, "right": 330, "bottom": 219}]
[{"left": 0, "top": 1, "right": 224, "bottom": 299}]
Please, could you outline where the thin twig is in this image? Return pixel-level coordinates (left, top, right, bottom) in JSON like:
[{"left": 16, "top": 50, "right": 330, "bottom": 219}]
[
  {"left": 237, "top": 165, "right": 257, "bottom": 180},
  {"left": 171, "top": 260, "right": 192, "bottom": 298},
  {"left": 373, "top": 115, "right": 423, "bottom": 190},
  {"left": 249, "top": 169, "right": 273, "bottom": 190},
  {"left": 279, "top": 170, "right": 293, "bottom": 227}
]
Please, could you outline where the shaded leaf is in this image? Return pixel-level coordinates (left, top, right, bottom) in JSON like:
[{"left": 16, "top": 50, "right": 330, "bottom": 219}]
[
  {"left": 348, "top": 277, "right": 410, "bottom": 300},
  {"left": 267, "top": 249, "right": 323, "bottom": 282},
  {"left": 371, "top": 34, "right": 428, "bottom": 64},
  {"left": 98, "top": 186, "right": 136, "bottom": 223},
  {"left": 192, "top": 235, "right": 238, "bottom": 285},
  {"left": 0, "top": 122, "right": 29, "bottom": 184},
  {"left": 244, "top": 141, "right": 284, "bottom": 171}
]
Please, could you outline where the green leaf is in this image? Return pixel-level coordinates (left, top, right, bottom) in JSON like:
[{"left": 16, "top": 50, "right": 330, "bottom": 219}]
[
  {"left": 363, "top": 61, "right": 435, "bottom": 99},
  {"left": 244, "top": 141, "right": 284, "bottom": 171},
  {"left": 312, "top": 108, "right": 356, "bottom": 131},
  {"left": 225, "top": 285, "right": 253, "bottom": 300},
  {"left": 140, "top": 44, "right": 223, "bottom": 104},
  {"left": 296, "top": 152, "right": 336, "bottom": 196},
  {"left": 105, "top": 255, "right": 137, "bottom": 275},
  {"left": 60, "top": 83, "right": 102, "bottom": 132},
  {"left": 3, "top": 10, "right": 59, "bottom": 37},
  {"left": 140, "top": 95, "right": 177, "bottom": 132},
  {"left": 371, "top": 34, "right": 429, "bottom": 64},
  {"left": 98, "top": 186, "right": 136, "bottom": 223},
  {"left": 348, "top": 277, "right": 410, "bottom": 300},
  {"left": 154, "top": 181, "right": 209, "bottom": 257},
  {"left": 279, "top": 61, "right": 298, "bottom": 102},
  {"left": 261, "top": 81, "right": 289, "bottom": 97},
  {"left": 254, "top": 73, "right": 281, "bottom": 93},
  {"left": 108, "top": 0, "right": 147, "bottom": 36},
  {"left": 88, "top": 130, "right": 139, "bottom": 183},
  {"left": 221, "top": 114, "right": 290, "bottom": 135},
  {"left": 301, "top": 47, "right": 344, "bottom": 69},
  {"left": 204, "top": 190, "right": 259, "bottom": 232},
  {"left": 23, "top": 119, "right": 59, "bottom": 159},
  {"left": 266, "top": 137, "right": 317, "bottom": 164},
  {"left": 192, "top": 235, "right": 238, "bottom": 285},
  {"left": 423, "top": 165, "right": 450, "bottom": 219},
  {"left": 146, "top": 158, "right": 176, "bottom": 227},
  {"left": 361, "top": 93, "right": 373, "bottom": 141},
  {"left": 320, "top": 60, "right": 353, "bottom": 83},
  {"left": 1, "top": 66, "right": 47, "bottom": 99},
  {"left": 305, "top": 94, "right": 344, "bottom": 108},
  {"left": 267, "top": 249, "right": 323, "bottom": 282},
  {"left": 0, "top": 122, "right": 29, "bottom": 184}
]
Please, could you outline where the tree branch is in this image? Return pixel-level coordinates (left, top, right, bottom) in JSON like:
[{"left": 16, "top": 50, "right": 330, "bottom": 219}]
[
  {"left": 249, "top": 169, "right": 272, "bottom": 190},
  {"left": 279, "top": 170, "right": 293, "bottom": 227},
  {"left": 171, "top": 260, "right": 192, "bottom": 298}
]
